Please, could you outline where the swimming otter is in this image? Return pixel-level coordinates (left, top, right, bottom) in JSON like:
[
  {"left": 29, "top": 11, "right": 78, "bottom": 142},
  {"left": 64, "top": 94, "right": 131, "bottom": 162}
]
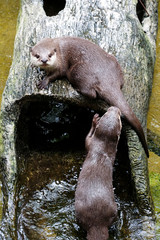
[
  {"left": 75, "top": 107, "right": 122, "bottom": 240},
  {"left": 31, "top": 37, "right": 149, "bottom": 157}
]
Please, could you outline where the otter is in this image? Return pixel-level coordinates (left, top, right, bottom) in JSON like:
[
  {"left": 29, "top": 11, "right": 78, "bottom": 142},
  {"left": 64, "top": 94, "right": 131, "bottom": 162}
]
[
  {"left": 31, "top": 37, "right": 149, "bottom": 157},
  {"left": 75, "top": 107, "right": 122, "bottom": 240}
]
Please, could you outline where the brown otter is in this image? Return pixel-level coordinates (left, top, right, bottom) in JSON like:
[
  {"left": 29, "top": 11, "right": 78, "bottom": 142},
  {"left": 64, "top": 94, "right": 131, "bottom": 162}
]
[
  {"left": 75, "top": 107, "right": 122, "bottom": 240},
  {"left": 31, "top": 37, "right": 149, "bottom": 157}
]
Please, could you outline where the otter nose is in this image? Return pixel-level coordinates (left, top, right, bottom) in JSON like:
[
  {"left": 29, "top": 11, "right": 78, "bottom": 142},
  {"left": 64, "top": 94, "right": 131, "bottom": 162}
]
[{"left": 41, "top": 59, "right": 48, "bottom": 64}]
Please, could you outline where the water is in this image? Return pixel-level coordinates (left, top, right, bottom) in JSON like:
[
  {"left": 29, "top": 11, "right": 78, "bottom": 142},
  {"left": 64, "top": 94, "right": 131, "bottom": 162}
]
[
  {"left": 16, "top": 151, "right": 85, "bottom": 240},
  {"left": 13, "top": 150, "right": 154, "bottom": 240}
]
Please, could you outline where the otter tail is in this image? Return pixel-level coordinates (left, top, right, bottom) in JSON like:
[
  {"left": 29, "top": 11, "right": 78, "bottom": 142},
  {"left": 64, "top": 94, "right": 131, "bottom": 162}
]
[
  {"left": 87, "top": 226, "right": 109, "bottom": 240},
  {"left": 124, "top": 108, "right": 149, "bottom": 158},
  {"left": 102, "top": 91, "right": 149, "bottom": 157}
]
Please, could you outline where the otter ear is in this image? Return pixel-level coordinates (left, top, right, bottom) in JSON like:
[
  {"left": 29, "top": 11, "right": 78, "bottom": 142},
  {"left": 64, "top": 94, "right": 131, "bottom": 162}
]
[{"left": 54, "top": 48, "right": 56, "bottom": 52}]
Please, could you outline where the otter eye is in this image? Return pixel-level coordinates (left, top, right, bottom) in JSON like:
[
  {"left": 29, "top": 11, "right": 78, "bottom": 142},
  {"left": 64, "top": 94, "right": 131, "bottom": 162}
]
[
  {"left": 48, "top": 53, "right": 53, "bottom": 58},
  {"left": 35, "top": 54, "right": 40, "bottom": 59}
]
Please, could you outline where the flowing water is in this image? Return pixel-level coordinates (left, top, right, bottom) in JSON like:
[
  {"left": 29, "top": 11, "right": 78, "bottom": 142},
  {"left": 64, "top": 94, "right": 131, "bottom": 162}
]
[{"left": 0, "top": 0, "right": 160, "bottom": 239}]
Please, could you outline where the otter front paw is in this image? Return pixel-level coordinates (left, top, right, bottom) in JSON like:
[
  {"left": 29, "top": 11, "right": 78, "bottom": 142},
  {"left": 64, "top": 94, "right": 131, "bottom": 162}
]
[
  {"left": 93, "top": 114, "right": 100, "bottom": 128},
  {"left": 37, "top": 78, "right": 49, "bottom": 90}
]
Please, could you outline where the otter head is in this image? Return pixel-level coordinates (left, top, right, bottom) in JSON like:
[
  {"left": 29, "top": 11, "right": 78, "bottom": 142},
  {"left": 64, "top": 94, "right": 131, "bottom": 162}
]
[
  {"left": 30, "top": 38, "right": 58, "bottom": 71},
  {"left": 95, "top": 106, "right": 122, "bottom": 142}
]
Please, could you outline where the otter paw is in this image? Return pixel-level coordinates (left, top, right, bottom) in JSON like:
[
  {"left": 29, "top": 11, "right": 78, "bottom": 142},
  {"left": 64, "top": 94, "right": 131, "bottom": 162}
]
[
  {"left": 37, "top": 80, "right": 49, "bottom": 90},
  {"left": 92, "top": 114, "right": 100, "bottom": 128}
]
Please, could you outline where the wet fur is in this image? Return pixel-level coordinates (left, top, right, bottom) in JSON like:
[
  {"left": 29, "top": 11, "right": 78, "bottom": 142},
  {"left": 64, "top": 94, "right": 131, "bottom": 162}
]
[
  {"left": 75, "top": 107, "right": 122, "bottom": 240},
  {"left": 31, "top": 37, "right": 149, "bottom": 157}
]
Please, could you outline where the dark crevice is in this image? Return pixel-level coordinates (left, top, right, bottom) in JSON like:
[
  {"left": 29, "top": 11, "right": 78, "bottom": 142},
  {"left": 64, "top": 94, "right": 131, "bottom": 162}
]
[
  {"left": 136, "top": 0, "right": 146, "bottom": 24},
  {"left": 43, "top": 0, "right": 66, "bottom": 17},
  {"left": 16, "top": 100, "right": 96, "bottom": 153}
]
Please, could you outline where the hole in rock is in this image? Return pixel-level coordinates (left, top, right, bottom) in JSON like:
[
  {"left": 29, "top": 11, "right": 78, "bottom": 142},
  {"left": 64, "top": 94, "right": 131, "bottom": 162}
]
[
  {"left": 136, "top": 0, "right": 146, "bottom": 24},
  {"left": 16, "top": 98, "right": 132, "bottom": 197},
  {"left": 16, "top": 99, "right": 96, "bottom": 152},
  {"left": 43, "top": 0, "right": 66, "bottom": 17},
  {"left": 14, "top": 98, "right": 138, "bottom": 239}
]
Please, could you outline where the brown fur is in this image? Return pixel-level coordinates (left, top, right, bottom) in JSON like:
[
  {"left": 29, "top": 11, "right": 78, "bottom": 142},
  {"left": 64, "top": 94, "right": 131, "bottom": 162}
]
[
  {"left": 75, "top": 107, "right": 122, "bottom": 240},
  {"left": 31, "top": 37, "right": 149, "bottom": 157}
]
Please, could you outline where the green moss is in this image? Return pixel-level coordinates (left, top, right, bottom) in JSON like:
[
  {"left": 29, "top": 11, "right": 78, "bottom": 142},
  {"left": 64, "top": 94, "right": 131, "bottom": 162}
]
[
  {"left": 150, "top": 173, "right": 160, "bottom": 208},
  {"left": 0, "top": 0, "right": 20, "bottom": 107},
  {"left": 0, "top": 118, "right": 3, "bottom": 157},
  {"left": 149, "top": 171, "right": 160, "bottom": 237},
  {"left": 148, "top": 151, "right": 160, "bottom": 237}
]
